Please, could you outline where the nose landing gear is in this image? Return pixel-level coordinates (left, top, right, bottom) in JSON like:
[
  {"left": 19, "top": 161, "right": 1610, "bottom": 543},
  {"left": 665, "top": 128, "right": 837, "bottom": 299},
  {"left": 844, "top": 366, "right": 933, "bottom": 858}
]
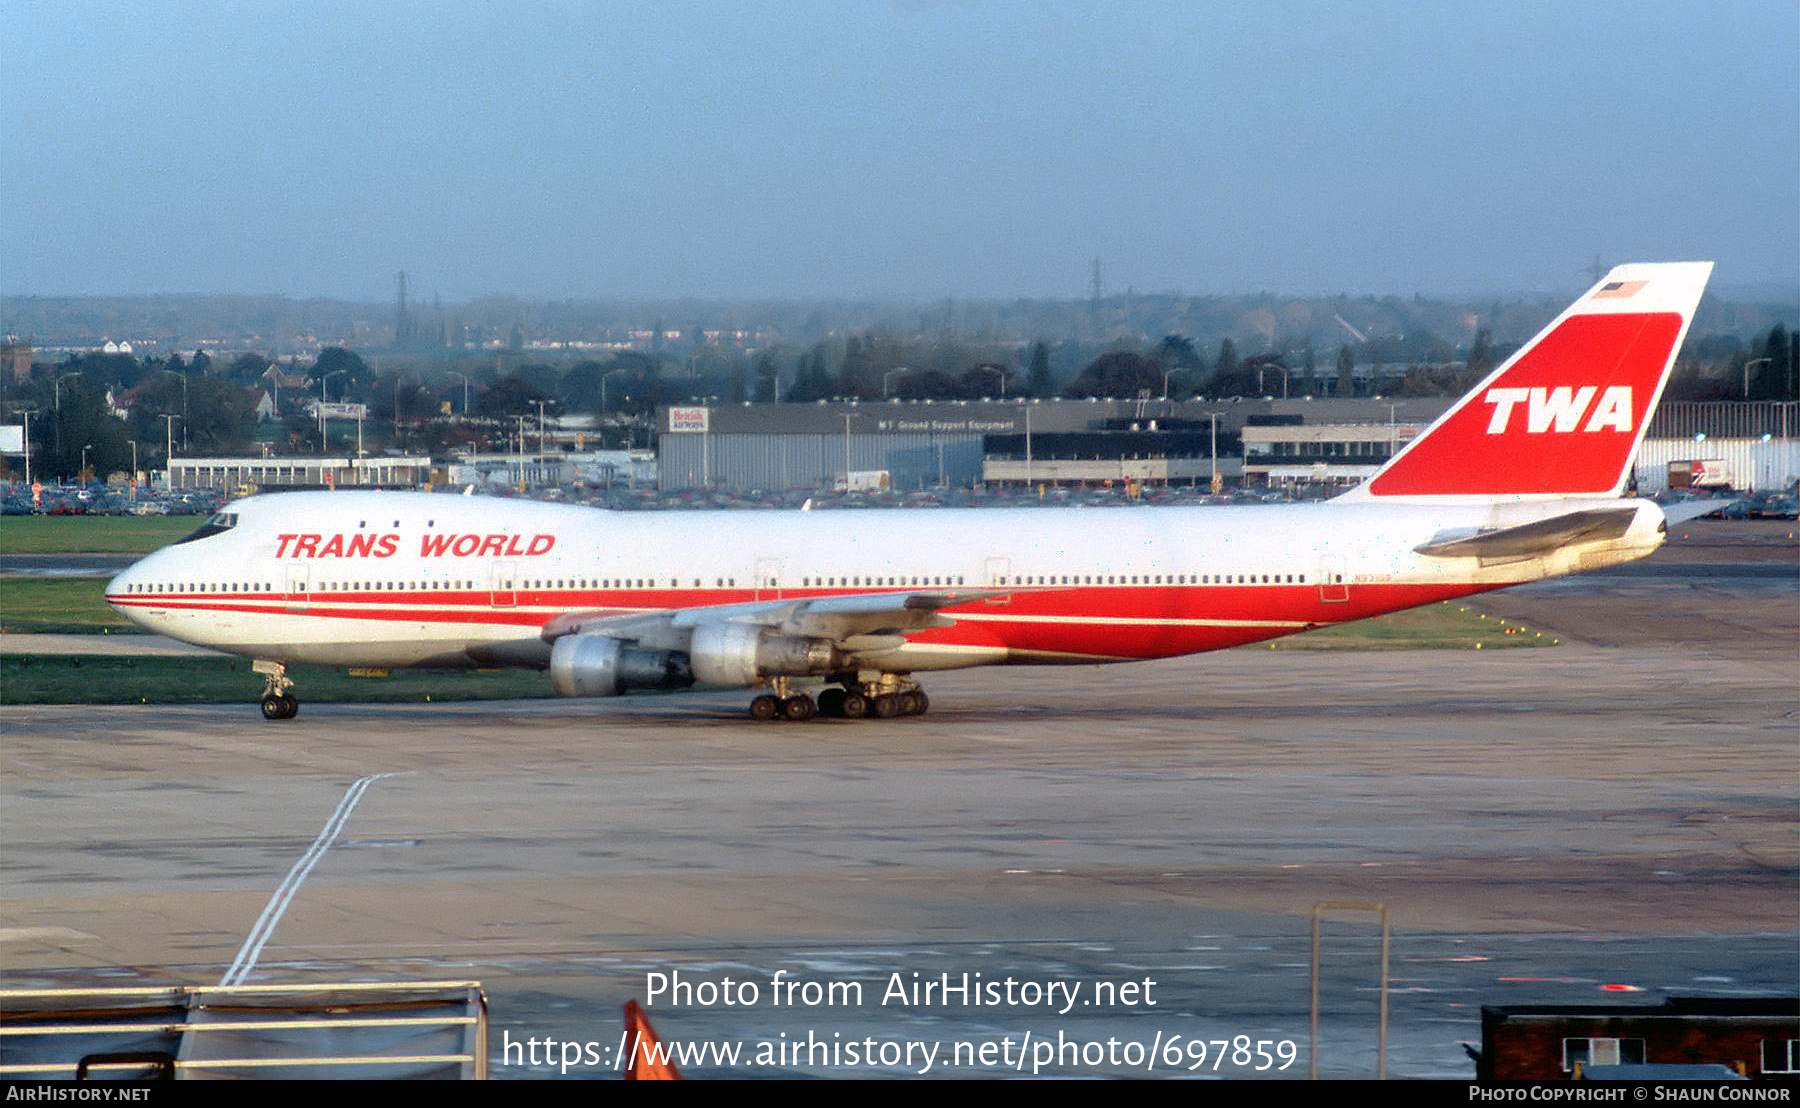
[{"left": 255, "top": 660, "right": 299, "bottom": 720}]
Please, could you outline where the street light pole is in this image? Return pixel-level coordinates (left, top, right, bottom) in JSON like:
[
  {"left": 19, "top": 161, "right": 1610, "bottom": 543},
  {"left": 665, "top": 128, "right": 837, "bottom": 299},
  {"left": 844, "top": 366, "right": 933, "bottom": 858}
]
[
  {"left": 1743, "top": 357, "right": 1772, "bottom": 400},
  {"left": 53, "top": 372, "right": 80, "bottom": 412},
  {"left": 1024, "top": 405, "right": 1032, "bottom": 483},
  {"left": 533, "top": 399, "right": 549, "bottom": 472},
  {"left": 162, "top": 415, "right": 177, "bottom": 489},
  {"left": 1209, "top": 412, "right": 1220, "bottom": 493},
  {"left": 154, "top": 370, "right": 190, "bottom": 452},
  {"left": 600, "top": 369, "right": 630, "bottom": 423},
  {"left": 319, "top": 369, "right": 347, "bottom": 453},
  {"left": 53, "top": 372, "right": 79, "bottom": 466},
  {"left": 18, "top": 408, "right": 32, "bottom": 490}
]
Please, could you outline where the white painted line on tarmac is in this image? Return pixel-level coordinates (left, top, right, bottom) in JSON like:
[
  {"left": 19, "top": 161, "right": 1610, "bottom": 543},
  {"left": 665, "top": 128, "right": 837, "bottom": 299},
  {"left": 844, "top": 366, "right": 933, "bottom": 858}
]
[{"left": 219, "top": 773, "right": 397, "bottom": 986}]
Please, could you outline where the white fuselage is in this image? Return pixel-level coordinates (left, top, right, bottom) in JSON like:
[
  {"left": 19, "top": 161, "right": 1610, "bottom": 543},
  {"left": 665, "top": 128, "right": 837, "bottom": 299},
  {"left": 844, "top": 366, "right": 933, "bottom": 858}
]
[{"left": 106, "top": 490, "right": 1666, "bottom": 671}]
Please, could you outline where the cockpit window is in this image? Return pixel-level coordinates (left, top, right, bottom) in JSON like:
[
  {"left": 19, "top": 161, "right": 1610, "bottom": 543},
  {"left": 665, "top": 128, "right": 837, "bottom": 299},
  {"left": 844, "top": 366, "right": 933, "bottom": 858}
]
[{"left": 174, "top": 511, "right": 239, "bottom": 545}]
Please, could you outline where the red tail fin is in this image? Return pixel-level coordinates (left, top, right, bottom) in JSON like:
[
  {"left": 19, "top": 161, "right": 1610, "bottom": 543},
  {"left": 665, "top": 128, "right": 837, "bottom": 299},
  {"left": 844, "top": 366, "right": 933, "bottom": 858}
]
[{"left": 1354, "top": 262, "right": 1712, "bottom": 499}]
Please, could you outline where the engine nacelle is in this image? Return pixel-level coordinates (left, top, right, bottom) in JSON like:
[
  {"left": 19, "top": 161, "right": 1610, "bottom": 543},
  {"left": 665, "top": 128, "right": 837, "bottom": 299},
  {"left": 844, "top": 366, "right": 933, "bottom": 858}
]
[
  {"left": 550, "top": 635, "right": 694, "bottom": 697},
  {"left": 688, "top": 622, "right": 847, "bottom": 688}
]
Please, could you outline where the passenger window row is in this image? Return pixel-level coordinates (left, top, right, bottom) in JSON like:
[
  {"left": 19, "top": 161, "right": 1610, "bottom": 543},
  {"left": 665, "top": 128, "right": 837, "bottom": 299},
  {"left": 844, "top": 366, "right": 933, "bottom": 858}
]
[{"left": 124, "top": 572, "right": 1314, "bottom": 594}]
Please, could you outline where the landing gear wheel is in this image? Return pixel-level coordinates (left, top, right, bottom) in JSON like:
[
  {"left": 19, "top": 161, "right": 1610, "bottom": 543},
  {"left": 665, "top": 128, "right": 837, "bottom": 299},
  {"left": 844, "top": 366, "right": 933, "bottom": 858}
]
[
  {"left": 749, "top": 694, "right": 781, "bottom": 721},
  {"left": 872, "top": 693, "right": 901, "bottom": 718},
  {"left": 255, "top": 661, "right": 296, "bottom": 720},
  {"left": 780, "top": 694, "right": 817, "bottom": 721},
  {"left": 897, "top": 690, "right": 924, "bottom": 716},
  {"left": 839, "top": 691, "right": 868, "bottom": 718},
  {"left": 817, "top": 688, "right": 846, "bottom": 717}
]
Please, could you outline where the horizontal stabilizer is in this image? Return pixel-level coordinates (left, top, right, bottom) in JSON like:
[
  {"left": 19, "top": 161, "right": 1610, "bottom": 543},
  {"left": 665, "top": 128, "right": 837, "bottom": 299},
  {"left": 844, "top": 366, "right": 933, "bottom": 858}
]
[
  {"left": 1413, "top": 506, "right": 1641, "bottom": 560},
  {"left": 1659, "top": 498, "right": 1734, "bottom": 525}
]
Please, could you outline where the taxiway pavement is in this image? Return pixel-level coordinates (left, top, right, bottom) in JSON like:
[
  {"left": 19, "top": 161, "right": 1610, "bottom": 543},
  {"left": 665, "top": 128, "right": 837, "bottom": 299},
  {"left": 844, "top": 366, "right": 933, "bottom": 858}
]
[{"left": 2, "top": 520, "right": 1794, "bottom": 1078}]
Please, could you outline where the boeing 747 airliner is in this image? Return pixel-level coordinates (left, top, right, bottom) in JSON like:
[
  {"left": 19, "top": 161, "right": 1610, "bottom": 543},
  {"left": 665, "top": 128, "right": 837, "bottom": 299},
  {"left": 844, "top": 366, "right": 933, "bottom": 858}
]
[{"left": 106, "top": 262, "right": 1712, "bottom": 721}]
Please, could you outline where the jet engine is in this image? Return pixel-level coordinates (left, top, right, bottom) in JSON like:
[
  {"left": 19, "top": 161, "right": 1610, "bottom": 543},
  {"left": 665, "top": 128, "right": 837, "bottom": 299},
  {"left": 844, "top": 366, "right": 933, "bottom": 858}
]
[
  {"left": 549, "top": 635, "right": 693, "bottom": 697},
  {"left": 548, "top": 624, "right": 849, "bottom": 697},
  {"left": 686, "top": 622, "right": 847, "bottom": 688}
]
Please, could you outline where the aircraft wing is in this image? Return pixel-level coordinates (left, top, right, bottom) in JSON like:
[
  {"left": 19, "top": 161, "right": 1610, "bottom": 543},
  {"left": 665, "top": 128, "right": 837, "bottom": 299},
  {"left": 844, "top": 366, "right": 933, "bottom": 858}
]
[{"left": 539, "top": 588, "right": 1009, "bottom": 647}]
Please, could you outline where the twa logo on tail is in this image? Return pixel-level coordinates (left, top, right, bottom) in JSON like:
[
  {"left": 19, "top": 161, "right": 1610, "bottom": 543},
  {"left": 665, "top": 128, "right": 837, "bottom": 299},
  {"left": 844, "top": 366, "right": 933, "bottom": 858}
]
[
  {"left": 1357, "top": 261, "right": 1712, "bottom": 499},
  {"left": 1482, "top": 386, "right": 1634, "bottom": 434}
]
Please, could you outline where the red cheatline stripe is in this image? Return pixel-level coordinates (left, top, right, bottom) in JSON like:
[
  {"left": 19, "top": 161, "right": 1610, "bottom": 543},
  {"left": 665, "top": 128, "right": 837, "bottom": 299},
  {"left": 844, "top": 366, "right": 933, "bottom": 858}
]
[{"left": 107, "top": 580, "right": 1493, "bottom": 634}]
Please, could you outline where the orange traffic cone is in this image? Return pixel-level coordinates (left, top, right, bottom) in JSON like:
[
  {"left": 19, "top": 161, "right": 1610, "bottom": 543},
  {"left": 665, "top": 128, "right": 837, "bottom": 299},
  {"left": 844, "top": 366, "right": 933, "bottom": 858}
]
[{"left": 623, "top": 999, "right": 682, "bottom": 1080}]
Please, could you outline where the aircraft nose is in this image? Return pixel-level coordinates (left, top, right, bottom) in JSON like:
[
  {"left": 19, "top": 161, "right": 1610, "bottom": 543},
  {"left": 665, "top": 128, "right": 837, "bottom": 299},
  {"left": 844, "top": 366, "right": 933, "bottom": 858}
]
[
  {"left": 106, "top": 556, "right": 155, "bottom": 624},
  {"left": 106, "top": 562, "right": 135, "bottom": 603}
]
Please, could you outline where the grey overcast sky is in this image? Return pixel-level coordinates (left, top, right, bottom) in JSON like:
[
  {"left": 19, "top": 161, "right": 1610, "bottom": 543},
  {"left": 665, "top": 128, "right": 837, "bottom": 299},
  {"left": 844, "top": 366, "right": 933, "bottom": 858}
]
[{"left": 5, "top": 1, "right": 1796, "bottom": 302}]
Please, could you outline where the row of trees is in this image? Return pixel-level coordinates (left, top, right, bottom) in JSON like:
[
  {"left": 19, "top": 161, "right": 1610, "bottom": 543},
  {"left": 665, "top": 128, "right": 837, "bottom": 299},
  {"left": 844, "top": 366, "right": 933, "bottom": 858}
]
[
  {"left": 6, "top": 369, "right": 264, "bottom": 483},
  {"left": 1672, "top": 325, "right": 1799, "bottom": 401},
  {"left": 5, "top": 322, "right": 1793, "bottom": 481}
]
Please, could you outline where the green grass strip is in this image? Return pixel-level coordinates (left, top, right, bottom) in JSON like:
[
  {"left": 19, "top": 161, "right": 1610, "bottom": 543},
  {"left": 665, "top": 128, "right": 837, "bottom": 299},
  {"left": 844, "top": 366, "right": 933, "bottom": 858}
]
[
  {"left": 0, "top": 577, "right": 136, "bottom": 633},
  {"left": 0, "top": 515, "right": 200, "bottom": 555},
  {"left": 1, "top": 654, "right": 556, "bottom": 705},
  {"left": 1267, "top": 603, "right": 1555, "bottom": 650}
]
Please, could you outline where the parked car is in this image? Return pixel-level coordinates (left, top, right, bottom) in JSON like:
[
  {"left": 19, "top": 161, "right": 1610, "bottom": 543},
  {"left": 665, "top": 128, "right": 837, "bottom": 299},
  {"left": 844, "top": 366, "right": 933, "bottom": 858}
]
[{"left": 1754, "top": 495, "right": 1797, "bottom": 520}]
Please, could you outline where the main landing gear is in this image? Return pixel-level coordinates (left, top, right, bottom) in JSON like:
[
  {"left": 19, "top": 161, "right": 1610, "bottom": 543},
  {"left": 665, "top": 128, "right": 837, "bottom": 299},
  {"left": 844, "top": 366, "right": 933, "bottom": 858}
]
[
  {"left": 747, "top": 674, "right": 929, "bottom": 722},
  {"left": 256, "top": 660, "right": 299, "bottom": 720}
]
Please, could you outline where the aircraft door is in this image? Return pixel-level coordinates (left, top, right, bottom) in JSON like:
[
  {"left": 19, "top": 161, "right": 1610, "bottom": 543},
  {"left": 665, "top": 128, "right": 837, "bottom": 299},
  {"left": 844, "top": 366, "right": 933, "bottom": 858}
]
[
  {"left": 753, "top": 557, "right": 783, "bottom": 601},
  {"left": 984, "top": 556, "right": 1012, "bottom": 585},
  {"left": 1318, "top": 555, "right": 1349, "bottom": 603},
  {"left": 491, "top": 561, "right": 517, "bottom": 607},
  {"left": 284, "top": 565, "right": 310, "bottom": 612},
  {"left": 983, "top": 556, "right": 1012, "bottom": 604}
]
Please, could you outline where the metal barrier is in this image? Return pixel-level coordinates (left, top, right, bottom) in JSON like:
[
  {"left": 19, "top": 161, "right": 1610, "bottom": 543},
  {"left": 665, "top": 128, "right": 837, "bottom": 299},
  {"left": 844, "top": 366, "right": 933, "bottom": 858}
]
[
  {"left": 1309, "top": 901, "right": 1391, "bottom": 1081},
  {"left": 0, "top": 981, "right": 487, "bottom": 1080}
]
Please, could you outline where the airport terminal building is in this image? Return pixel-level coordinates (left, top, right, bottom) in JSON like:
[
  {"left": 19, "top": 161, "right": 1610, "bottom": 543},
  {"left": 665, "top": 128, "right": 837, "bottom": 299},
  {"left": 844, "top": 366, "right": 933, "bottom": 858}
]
[
  {"left": 1241, "top": 421, "right": 1429, "bottom": 488},
  {"left": 655, "top": 398, "right": 1456, "bottom": 492},
  {"left": 1633, "top": 401, "right": 1799, "bottom": 493},
  {"left": 158, "top": 401, "right": 1795, "bottom": 499},
  {"left": 168, "top": 455, "right": 433, "bottom": 494}
]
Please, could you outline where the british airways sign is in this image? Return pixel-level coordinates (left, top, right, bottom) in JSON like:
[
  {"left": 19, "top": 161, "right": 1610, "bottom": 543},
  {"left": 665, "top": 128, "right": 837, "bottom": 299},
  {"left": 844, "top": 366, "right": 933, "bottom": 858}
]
[{"left": 668, "top": 407, "right": 710, "bottom": 433}]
